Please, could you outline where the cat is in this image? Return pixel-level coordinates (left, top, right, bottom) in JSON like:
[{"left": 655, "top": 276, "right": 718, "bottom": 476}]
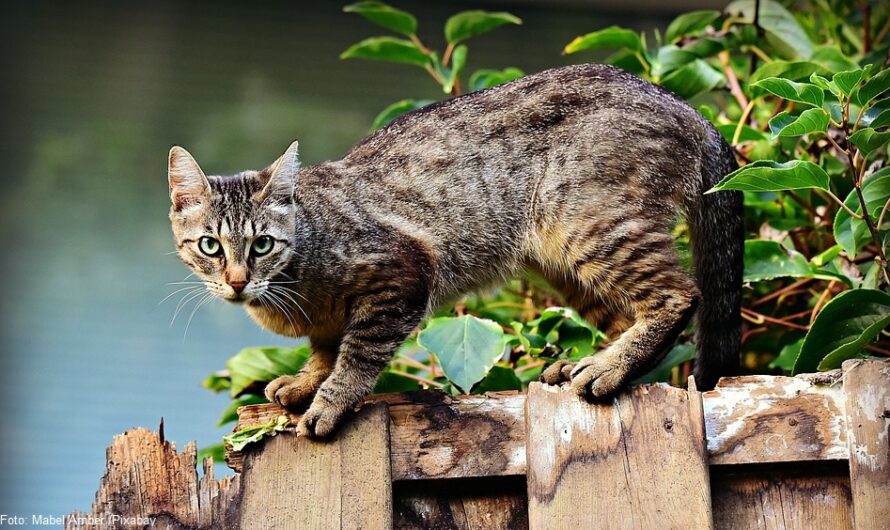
[{"left": 168, "top": 63, "right": 743, "bottom": 438}]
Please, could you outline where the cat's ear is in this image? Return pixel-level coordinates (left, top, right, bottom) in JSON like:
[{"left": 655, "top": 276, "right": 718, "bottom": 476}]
[
  {"left": 168, "top": 146, "right": 210, "bottom": 211},
  {"left": 255, "top": 140, "right": 298, "bottom": 203}
]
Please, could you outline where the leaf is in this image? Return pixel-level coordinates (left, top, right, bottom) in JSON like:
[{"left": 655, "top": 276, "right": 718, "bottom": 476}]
[
  {"left": 853, "top": 67, "right": 890, "bottom": 107},
  {"left": 769, "top": 339, "right": 803, "bottom": 372},
  {"left": 651, "top": 45, "right": 698, "bottom": 78},
  {"left": 833, "top": 167, "right": 890, "bottom": 257},
  {"left": 202, "top": 371, "right": 231, "bottom": 393},
  {"left": 374, "top": 370, "right": 422, "bottom": 393},
  {"left": 725, "top": 0, "right": 814, "bottom": 59},
  {"left": 665, "top": 10, "right": 721, "bottom": 43},
  {"left": 849, "top": 128, "right": 890, "bottom": 158},
  {"left": 442, "top": 44, "right": 468, "bottom": 94},
  {"left": 632, "top": 343, "right": 696, "bottom": 384},
  {"left": 768, "top": 108, "right": 829, "bottom": 138},
  {"left": 793, "top": 289, "right": 890, "bottom": 373},
  {"left": 743, "top": 240, "right": 815, "bottom": 282},
  {"left": 716, "top": 123, "right": 768, "bottom": 142},
  {"left": 862, "top": 99, "right": 890, "bottom": 129},
  {"left": 343, "top": 1, "right": 417, "bottom": 36},
  {"left": 217, "top": 394, "right": 266, "bottom": 427},
  {"left": 371, "top": 98, "right": 434, "bottom": 130},
  {"left": 832, "top": 68, "right": 864, "bottom": 97},
  {"left": 226, "top": 345, "right": 310, "bottom": 397},
  {"left": 708, "top": 160, "right": 830, "bottom": 193},
  {"left": 474, "top": 365, "right": 522, "bottom": 393},
  {"left": 749, "top": 61, "right": 826, "bottom": 85},
  {"left": 682, "top": 37, "right": 725, "bottom": 58},
  {"left": 224, "top": 415, "right": 290, "bottom": 452},
  {"left": 444, "top": 10, "right": 521, "bottom": 44},
  {"left": 751, "top": 77, "right": 824, "bottom": 107},
  {"left": 564, "top": 26, "right": 642, "bottom": 55},
  {"left": 197, "top": 442, "right": 226, "bottom": 464},
  {"left": 809, "top": 46, "right": 858, "bottom": 73},
  {"left": 468, "top": 67, "right": 524, "bottom": 91},
  {"left": 660, "top": 58, "right": 725, "bottom": 99},
  {"left": 417, "top": 315, "right": 509, "bottom": 393},
  {"left": 340, "top": 36, "right": 430, "bottom": 66}
]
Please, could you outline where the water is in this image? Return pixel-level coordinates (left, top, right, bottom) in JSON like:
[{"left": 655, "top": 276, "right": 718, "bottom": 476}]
[{"left": 0, "top": 0, "right": 666, "bottom": 517}]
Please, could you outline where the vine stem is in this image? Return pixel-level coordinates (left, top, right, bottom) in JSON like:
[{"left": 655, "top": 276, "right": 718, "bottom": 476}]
[
  {"left": 732, "top": 99, "right": 757, "bottom": 144},
  {"left": 741, "top": 307, "right": 810, "bottom": 331},
  {"left": 821, "top": 188, "right": 863, "bottom": 219},
  {"left": 720, "top": 51, "right": 748, "bottom": 109}
]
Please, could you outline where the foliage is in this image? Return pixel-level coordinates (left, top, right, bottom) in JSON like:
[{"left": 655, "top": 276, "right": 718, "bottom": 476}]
[{"left": 200, "top": 1, "right": 890, "bottom": 458}]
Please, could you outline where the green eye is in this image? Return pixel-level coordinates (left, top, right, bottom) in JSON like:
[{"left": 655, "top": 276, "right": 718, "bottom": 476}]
[
  {"left": 252, "top": 235, "right": 274, "bottom": 256},
  {"left": 198, "top": 236, "right": 222, "bottom": 256}
]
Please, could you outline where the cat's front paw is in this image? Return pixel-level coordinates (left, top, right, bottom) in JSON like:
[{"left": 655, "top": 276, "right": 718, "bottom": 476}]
[
  {"left": 569, "top": 355, "right": 627, "bottom": 401},
  {"left": 297, "top": 396, "right": 348, "bottom": 439},
  {"left": 264, "top": 374, "right": 318, "bottom": 412},
  {"left": 539, "top": 360, "right": 576, "bottom": 385}
]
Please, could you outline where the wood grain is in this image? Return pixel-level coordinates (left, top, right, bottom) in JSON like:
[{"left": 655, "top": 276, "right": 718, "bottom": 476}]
[
  {"left": 64, "top": 427, "right": 240, "bottom": 530},
  {"left": 525, "top": 382, "right": 712, "bottom": 530},
  {"left": 843, "top": 359, "right": 890, "bottom": 530},
  {"left": 393, "top": 476, "right": 528, "bottom": 530},
  {"left": 711, "top": 463, "right": 853, "bottom": 530},
  {"left": 704, "top": 374, "right": 847, "bottom": 465},
  {"left": 238, "top": 403, "right": 391, "bottom": 530}
]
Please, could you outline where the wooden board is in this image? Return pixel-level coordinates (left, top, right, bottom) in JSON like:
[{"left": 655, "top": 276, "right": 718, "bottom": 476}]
[
  {"left": 237, "top": 403, "right": 392, "bottom": 530},
  {"left": 704, "top": 374, "right": 847, "bottom": 465},
  {"left": 842, "top": 359, "right": 890, "bottom": 530},
  {"left": 525, "top": 382, "right": 712, "bottom": 530},
  {"left": 64, "top": 427, "right": 240, "bottom": 530},
  {"left": 711, "top": 463, "right": 853, "bottom": 530},
  {"left": 394, "top": 476, "right": 528, "bottom": 530}
]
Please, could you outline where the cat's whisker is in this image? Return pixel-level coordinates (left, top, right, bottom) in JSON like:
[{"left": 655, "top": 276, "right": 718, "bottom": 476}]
[
  {"left": 269, "top": 283, "right": 315, "bottom": 307},
  {"left": 262, "top": 291, "right": 299, "bottom": 336},
  {"left": 166, "top": 281, "right": 206, "bottom": 286},
  {"left": 183, "top": 292, "right": 214, "bottom": 339},
  {"left": 269, "top": 286, "right": 313, "bottom": 324},
  {"left": 158, "top": 285, "right": 202, "bottom": 306},
  {"left": 171, "top": 288, "right": 208, "bottom": 327}
]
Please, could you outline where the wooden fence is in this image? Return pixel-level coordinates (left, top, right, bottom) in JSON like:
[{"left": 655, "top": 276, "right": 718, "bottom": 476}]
[{"left": 67, "top": 358, "right": 889, "bottom": 529}]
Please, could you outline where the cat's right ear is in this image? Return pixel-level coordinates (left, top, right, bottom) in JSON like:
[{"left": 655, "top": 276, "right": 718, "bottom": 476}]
[{"left": 168, "top": 146, "right": 211, "bottom": 211}]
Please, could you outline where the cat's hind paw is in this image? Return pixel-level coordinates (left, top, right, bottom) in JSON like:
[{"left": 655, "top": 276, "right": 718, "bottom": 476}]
[
  {"left": 264, "top": 374, "right": 318, "bottom": 412},
  {"left": 539, "top": 360, "right": 576, "bottom": 386},
  {"left": 569, "top": 355, "right": 627, "bottom": 401}
]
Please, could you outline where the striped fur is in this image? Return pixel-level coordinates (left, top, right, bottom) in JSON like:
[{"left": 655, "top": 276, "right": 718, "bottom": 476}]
[{"left": 168, "top": 64, "right": 743, "bottom": 437}]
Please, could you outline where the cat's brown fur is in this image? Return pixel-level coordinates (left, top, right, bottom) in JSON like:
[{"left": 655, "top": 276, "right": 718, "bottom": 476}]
[{"left": 168, "top": 64, "right": 742, "bottom": 438}]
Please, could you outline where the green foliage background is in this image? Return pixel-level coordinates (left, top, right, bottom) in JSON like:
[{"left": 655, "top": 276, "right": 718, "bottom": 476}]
[{"left": 200, "top": 0, "right": 890, "bottom": 461}]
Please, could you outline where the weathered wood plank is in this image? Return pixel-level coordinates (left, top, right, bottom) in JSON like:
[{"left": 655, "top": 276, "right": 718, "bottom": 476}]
[
  {"left": 238, "top": 403, "right": 391, "bottom": 530},
  {"left": 393, "top": 476, "right": 528, "bottom": 530},
  {"left": 843, "top": 358, "right": 890, "bottom": 530},
  {"left": 704, "top": 374, "right": 847, "bottom": 465},
  {"left": 711, "top": 463, "right": 853, "bottom": 530},
  {"left": 65, "top": 427, "right": 240, "bottom": 530},
  {"left": 525, "top": 382, "right": 712, "bottom": 530}
]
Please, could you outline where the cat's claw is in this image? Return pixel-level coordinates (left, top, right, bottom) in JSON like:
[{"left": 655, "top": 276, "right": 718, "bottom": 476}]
[
  {"left": 265, "top": 374, "right": 317, "bottom": 412},
  {"left": 539, "top": 360, "right": 576, "bottom": 386},
  {"left": 569, "top": 355, "right": 626, "bottom": 401},
  {"left": 298, "top": 399, "right": 346, "bottom": 439}
]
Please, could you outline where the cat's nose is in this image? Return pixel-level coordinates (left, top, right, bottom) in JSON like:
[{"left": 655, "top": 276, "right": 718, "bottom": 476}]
[{"left": 228, "top": 280, "right": 247, "bottom": 294}]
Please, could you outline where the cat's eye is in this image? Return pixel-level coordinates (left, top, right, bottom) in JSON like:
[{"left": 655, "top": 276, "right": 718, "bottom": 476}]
[
  {"left": 198, "top": 236, "right": 222, "bottom": 257},
  {"left": 251, "top": 235, "right": 274, "bottom": 256}
]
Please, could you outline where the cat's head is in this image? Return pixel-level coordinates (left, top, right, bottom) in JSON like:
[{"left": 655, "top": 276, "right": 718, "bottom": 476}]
[{"left": 167, "top": 141, "right": 299, "bottom": 304}]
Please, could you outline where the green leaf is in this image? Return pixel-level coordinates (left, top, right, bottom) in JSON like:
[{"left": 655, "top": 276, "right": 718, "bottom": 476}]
[
  {"left": 810, "top": 244, "right": 843, "bottom": 267},
  {"left": 768, "top": 108, "right": 829, "bottom": 138},
  {"left": 751, "top": 77, "right": 824, "bottom": 107},
  {"left": 474, "top": 365, "right": 522, "bottom": 393},
  {"left": 442, "top": 44, "right": 468, "bottom": 94},
  {"left": 564, "top": 26, "right": 642, "bottom": 55},
  {"left": 340, "top": 36, "right": 430, "bottom": 66},
  {"left": 224, "top": 415, "right": 290, "bottom": 452},
  {"left": 849, "top": 128, "right": 890, "bottom": 158},
  {"left": 716, "top": 123, "right": 768, "bottom": 142},
  {"left": 468, "top": 67, "right": 524, "bottom": 91},
  {"left": 444, "top": 10, "right": 521, "bottom": 44},
  {"left": 749, "top": 61, "right": 825, "bottom": 85},
  {"left": 343, "top": 1, "right": 417, "bottom": 36},
  {"left": 725, "top": 0, "right": 814, "bottom": 59},
  {"left": 809, "top": 46, "right": 858, "bottom": 73},
  {"left": 197, "top": 442, "right": 226, "bottom": 464},
  {"left": 743, "top": 240, "right": 814, "bottom": 282},
  {"left": 862, "top": 99, "right": 890, "bottom": 129},
  {"left": 632, "top": 343, "right": 696, "bottom": 384},
  {"left": 226, "top": 345, "right": 310, "bottom": 397},
  {"left": 202, "top": 371, "right": 231, "bottom": 393},
  {"left": 374, "top": 370, "right": 422, "bottom": 393},
  {"left": 660, "top": 58, "right": 724, "bottom": 99},
  {"left": 217, "top": 394, "right": 266, "bottom": 427},
  {"left": 853, "top": 67, "right": 890, "bottom": 107},
  {"left": 793, "top": 289, "right": 890, "bottom": 373},
  {"left": 371, "top": 98, "right": 434, "bottom": 130},
  {"left": 665, "top": 10, "right": 720, "bottom": 43},
  {"left": 651, "top": 45, "right": 698, "bottom": 78},
  {"left": 682, "top": 37, "right": 725, "bottom": 58},
  {"left": 832, "top": 68, "right": 865, "bottom": 97},
  {"left": 708, "top": 160, "right": 830, "bottom": 193},
  {"left": 417, "top": 315, "right": 509, "bottom": 393},
  {"left": 769, "top": 339, "right": 803, "bottom": 373},
  {"left": 833, "top": 167, "right": 890, "bottom": 257}
]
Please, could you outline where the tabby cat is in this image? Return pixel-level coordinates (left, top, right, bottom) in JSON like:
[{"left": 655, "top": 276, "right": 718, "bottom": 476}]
[{"left": 168, "top": 64, "right": 742, "bottom": 438}]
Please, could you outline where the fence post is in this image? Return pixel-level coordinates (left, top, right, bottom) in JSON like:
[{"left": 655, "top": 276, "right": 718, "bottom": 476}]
[
  {"left": 525, "top": 381, "right": 712, "bottom": 530},
  {"left": 238, "top": 403, "right": 392, "bottom": 530},
  {"left": 843, "top": 359, "right": 890, "bottom": 530}
]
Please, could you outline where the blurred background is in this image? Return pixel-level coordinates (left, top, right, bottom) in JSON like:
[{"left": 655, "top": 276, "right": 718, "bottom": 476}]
[{"left": 0, "top": 0, "right": 722, "bottom": 517}]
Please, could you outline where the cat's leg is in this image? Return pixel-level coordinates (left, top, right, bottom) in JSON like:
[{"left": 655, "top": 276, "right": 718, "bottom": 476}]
[{"left": 265, "top": 344, "right": 337, "bottom": 411}]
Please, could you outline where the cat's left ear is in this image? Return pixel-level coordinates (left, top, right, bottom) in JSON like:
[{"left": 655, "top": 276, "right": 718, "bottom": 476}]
[
  {"left": 255, "top": 140, "right": 299, "bottom": 204},
  {"left": 168, "top": 146, "right": 211, "bottom": 211}
]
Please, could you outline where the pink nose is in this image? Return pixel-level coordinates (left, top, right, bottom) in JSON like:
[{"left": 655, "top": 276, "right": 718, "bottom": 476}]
[{"left": 229, "top": 280, "right": 247, "bottom": 294}]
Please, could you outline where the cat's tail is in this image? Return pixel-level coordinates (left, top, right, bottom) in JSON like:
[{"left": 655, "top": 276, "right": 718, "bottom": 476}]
[{"left": 688, "top": 127, "right": 744, "bottom": 390}]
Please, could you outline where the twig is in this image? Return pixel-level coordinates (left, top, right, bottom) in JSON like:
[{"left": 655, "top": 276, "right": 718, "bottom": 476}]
[
  {"left": 515, "top": 360, "right": 546, "bottom": 373},
  {"left": 388, "top": 370, "right": 445, "bottom": 388},
  {"left": 865, "top": 344, "right": 890, "bottom": 356},
  {"left": 752, "top": 278, "right": 814, "bottom": 306},
  {"left": 720, "top": 51, "right": 749, "bottom": 109},
  {"left": 742, "top": 307, "right": 810, "bottom": 330},
  {"left": 810, "top": 280, "right": 838, "bottom": 323},
  {"left": 733, "top": 100, "right": 757, "bottom": 144}
]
